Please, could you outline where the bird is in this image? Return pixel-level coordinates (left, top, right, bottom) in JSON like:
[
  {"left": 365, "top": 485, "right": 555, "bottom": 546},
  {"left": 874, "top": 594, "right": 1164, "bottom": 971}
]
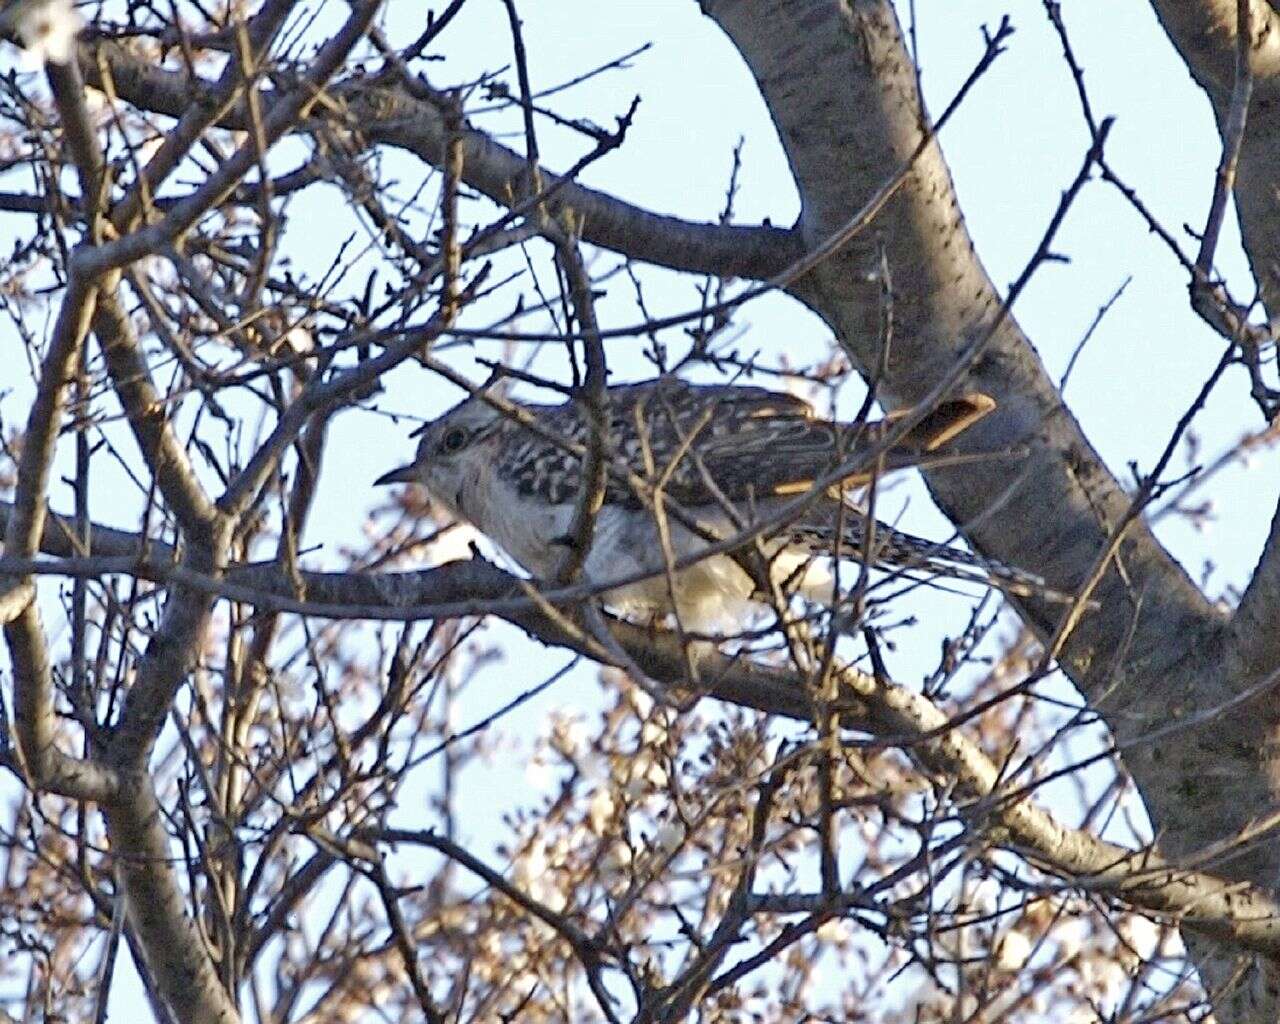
[{"left": 375, "top": 377, "right": 1064, "bottom": 636}]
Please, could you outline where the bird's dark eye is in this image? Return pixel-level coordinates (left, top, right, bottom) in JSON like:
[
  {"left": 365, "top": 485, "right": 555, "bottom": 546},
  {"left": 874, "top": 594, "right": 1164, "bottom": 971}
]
[{"left": 439, "top": 426, "right": 469, "bottom": 454}]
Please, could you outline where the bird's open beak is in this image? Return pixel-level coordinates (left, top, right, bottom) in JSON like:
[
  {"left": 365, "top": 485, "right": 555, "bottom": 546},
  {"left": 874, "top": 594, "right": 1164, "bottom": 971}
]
[{"left": 374, "top": 463, "right": 418, "bottom": 486}]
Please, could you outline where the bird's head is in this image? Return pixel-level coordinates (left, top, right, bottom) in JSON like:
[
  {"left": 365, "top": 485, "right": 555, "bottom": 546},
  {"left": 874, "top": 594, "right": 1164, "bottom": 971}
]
[{"left": 374, "top": 396, "right": 504, "bottom": 510}]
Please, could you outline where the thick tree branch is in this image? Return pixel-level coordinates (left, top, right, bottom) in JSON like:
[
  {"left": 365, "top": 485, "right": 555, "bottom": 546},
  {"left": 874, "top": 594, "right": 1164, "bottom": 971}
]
[
  {"left": 1164, "top": 0, "right": 1280, "bottom": 681},
  {"left": 1, "top": 269, "right": 116, "bottom": 801},
  {"left": 5, "top": 500, "right": 1280, "bottom": 960},
  {"left": 92, "top": 288, "right": 220, "bottom": 536},
  {"left": 1235, "top": 501, "right": 1280, "bottom": 672},
  {"left": 1149, "top": 0, "right": 1280, "bottom": 318},
  {"left": 104, "top": 545, "right": 228, "bottom": 769},
  {"left": 73, "top": 36, "right": 802, "bottom": 281},
  {"left": 79, "top": 0, "right": 381, "bottom": 274},
  {"left": 108, "top": 0, "right": 298, "bottom": 232},
  {"left": 700, "top": 0, "right": 1220, "bottom": 680},
  {"left": 355, "top": 83, "right": 801, "bottom": 281},
  {"left": 1148, "top": 0, "right": 1280, "bottom": 100},
  {"left": 697, "top": 2, "right": 1277, "bottom": 1014},
  {"left": 104, "top": 771, "right": 241, "bottom": 1024},
  {"left": 0, "top": 9, "right": 390, "bottom": 1024}
]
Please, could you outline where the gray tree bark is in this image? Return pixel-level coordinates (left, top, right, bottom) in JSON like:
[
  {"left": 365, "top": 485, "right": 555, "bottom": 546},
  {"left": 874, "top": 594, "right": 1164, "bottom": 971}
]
[{"left": 697, "top": 1, "right": 1280, "bottom": 1018}]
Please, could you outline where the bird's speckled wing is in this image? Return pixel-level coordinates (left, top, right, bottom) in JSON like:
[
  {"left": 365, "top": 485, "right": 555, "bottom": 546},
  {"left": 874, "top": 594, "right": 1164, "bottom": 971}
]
[{"left": 494, "top": 379, "right": 993, "bottom": 510}]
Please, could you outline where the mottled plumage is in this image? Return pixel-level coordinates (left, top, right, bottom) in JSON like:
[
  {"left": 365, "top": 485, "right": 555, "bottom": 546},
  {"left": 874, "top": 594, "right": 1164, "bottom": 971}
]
[
  {"left": 376, "top": 378, "right": 1055, "bottom": 633},
  {"left": 492, "top": 380, "right": 993, "bottom": 508}
]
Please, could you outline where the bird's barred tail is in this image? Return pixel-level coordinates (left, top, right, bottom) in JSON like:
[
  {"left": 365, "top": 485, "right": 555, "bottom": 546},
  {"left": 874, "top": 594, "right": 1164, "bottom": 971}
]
[{"left": 792, "top": 519, "right": 1085, "bottom": 606}]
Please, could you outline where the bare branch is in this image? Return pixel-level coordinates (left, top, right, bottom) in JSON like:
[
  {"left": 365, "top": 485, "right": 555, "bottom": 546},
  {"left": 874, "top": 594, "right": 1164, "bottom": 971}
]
[
  {"left": 104, "top": 773, "right": 241, "bottom": 1024},
  {"left": 1, "top": 268, "right": 114, "bottom": 799},
  {"left": 79, "top": 0, "right": 382, "bottom": 275},
  {"left": 5, "top": 501, "right": 1280, "bottom": 961},
  {"left": 91, "top": 288, "right": 220, "bottom": 535},
  {"left": 74, "top": 36, "right": 803, "bottom": 280}
]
